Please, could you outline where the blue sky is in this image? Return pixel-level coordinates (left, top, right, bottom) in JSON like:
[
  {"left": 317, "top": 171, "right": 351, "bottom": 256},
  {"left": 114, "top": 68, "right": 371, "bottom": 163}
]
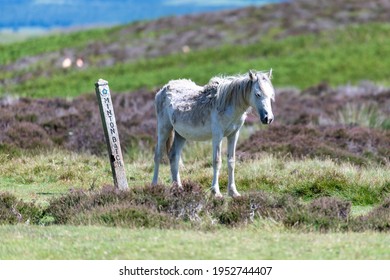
[{"left": 0, "top": 0, "right": 284, "bottom": 30}]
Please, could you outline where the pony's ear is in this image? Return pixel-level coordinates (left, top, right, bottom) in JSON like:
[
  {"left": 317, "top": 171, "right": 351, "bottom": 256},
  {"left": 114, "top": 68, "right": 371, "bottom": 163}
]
[
  {"left": 249, "top": 70, "right": 256, "bottom": 81},
  {"left": 267, "top": 68, "right": 273, "bottom": 79}
]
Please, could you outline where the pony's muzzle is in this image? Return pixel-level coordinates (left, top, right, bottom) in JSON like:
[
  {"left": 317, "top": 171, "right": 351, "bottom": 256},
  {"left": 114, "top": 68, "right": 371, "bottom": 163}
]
[
  {"left": 259, "top": 109, "right": 273, "bottom": 125},
  {"left": 260, "top": 114, "right": 274, "bottom": 125}
]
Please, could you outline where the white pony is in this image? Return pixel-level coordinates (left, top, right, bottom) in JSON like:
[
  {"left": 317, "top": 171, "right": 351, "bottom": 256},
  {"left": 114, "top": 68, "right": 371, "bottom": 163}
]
[{"left": 152, "top": 70, "right": 275, "bottom": 197}]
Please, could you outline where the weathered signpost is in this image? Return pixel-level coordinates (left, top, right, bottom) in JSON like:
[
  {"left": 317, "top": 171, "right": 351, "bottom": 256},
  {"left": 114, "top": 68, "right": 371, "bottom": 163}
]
[{"left": 95, "top": 79, "right": 128, "bottom": 190}]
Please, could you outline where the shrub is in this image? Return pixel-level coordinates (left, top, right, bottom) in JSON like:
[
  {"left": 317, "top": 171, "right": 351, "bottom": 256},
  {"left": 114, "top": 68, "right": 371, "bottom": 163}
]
[
  {"left": 283, "top": 197, "right": 351, "bottom": 232},
  {"left": 4, "top": 122, "right": 53, "bottom": 150},
  {"left": 350, "top": 197, "right": 390, "bottom": 232},
  {"left": 5, "top": 183, "right": 390, "bottom": 233},
  {"left": 217, "top": 197, "right": 248, "bottom": 226},
  {"left": 308, "top": 197, "right": 351, "bottom": 220},
  {"left": 44, "top": 189, "right": 91, "bottom": 224},
  {"left": 215, "top": 191, "right": 301, "bottom": 226},
  {"left": 0, "top": 192, "right": 42, "bottom": 225},
  {"left": 164, "top": 181, "right": 206, "bottom": 221},
  {"left": 238, "top": 125, "right": 390, "bottom": 165},
  {"left": 78, "top": 204, "right": 175, "bottom": 229}
]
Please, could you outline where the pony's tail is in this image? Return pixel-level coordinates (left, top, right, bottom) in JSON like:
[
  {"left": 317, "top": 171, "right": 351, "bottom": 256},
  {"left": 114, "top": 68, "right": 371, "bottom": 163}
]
[{"left": 166, "top": 129, "right": 175, "bottom": 156}]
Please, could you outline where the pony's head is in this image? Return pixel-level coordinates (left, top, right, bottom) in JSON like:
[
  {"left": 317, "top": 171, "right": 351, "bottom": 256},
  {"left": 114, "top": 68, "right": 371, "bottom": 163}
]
[{"left": 248, "top": 69, "right": 275, "bottom": 124}]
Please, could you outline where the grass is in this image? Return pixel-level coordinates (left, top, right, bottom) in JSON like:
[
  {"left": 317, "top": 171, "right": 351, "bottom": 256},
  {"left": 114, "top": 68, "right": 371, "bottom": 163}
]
[
  {"left": 337, "top": 103, "right": 390, "bottom": 130},
  {"left": 1, "top": 144, "right": 389, "bottom": 238},
  {"left": 0, "top": 150, "right": 112, "bottom": 205},
  {"left": 1, "top": 18, "right": 390, "bottom": 260},
  {"left": 1, "top": 224, "right": 390, "bottom": 259},
  {"left": 1, "top": 145, "right": 389, "bottom": 207},
  {"left": 2, "top": 23, "right": 390, "bottom": 98},
  {"left": 0, "top": 27, "right": 119, "bottom": 65}
]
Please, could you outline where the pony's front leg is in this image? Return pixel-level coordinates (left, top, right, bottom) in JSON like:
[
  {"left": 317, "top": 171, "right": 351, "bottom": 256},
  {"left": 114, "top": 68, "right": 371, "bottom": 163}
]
[
  {"left": 211, "top": 135, "right": 223, "bottom": 198},
  {"left": 227, "top": 131, "right": 241, "bottom": 197}
]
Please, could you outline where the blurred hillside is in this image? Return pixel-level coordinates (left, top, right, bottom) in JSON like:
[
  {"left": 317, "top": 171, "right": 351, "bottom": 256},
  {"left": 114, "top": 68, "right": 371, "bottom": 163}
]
[
  {"left": 0, "top": 0, "right": 389, "bottom": 160},
  {"left": 2, "top": 0, "right": 390, "bottom": 65},
  {"left": 1, "top": 0, "right": 390, "bottom": 98}
]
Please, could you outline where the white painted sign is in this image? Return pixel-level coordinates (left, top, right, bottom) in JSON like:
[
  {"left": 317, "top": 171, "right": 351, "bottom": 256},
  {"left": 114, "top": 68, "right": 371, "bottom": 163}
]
[{"left": 95, "top": 79, "right": 128, "bottom": 190}]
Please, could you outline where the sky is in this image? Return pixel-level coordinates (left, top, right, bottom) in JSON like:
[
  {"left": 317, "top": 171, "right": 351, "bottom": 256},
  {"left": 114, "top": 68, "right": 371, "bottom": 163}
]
[{"left": 0, "top": 0, "right": 285, "bottom": 30}]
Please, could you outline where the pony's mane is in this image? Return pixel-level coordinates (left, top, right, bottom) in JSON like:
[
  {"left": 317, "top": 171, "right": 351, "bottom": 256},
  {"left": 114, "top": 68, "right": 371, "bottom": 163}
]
[{"left": 210, "top": 74, "right": 253, "bottom": 112}]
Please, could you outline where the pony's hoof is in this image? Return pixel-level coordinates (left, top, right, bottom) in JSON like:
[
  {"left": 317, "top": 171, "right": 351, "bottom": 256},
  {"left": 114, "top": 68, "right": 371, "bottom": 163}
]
[
  {"left": 229, "top": 191, "right": 241, "bottom": 198},
  {"left": 214, "top": 192, "right": 223, "bottom": 199}
]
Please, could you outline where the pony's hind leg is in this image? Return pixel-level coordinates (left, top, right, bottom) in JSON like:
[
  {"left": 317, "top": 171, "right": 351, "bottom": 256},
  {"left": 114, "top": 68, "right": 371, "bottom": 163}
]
[
  {"left": 168, "top": 131, "right": 186, "bottom": 187},
  {"left": 152, "top": 120, "right": 173, "bottom": 185}
]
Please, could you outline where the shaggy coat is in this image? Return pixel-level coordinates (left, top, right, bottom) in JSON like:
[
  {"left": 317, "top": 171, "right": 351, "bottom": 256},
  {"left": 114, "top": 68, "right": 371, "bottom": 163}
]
[{"left": 152, "top": 70, "right": 275, "bottom": 197}]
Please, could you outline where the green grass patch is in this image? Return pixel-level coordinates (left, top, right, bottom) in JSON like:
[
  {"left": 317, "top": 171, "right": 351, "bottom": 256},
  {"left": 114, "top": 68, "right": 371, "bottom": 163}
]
[
  {"left": 1, "top": 225, "right": 390, "bottom": 259},
  {"left": 1, "top": 147, "right": 389, "bottom": 259},
  {"left": 0, "top": 146, "right": 389, "bottom": 206},
  {"left": 0, "top": 27, "right": 120, "bottom": 65},
  {"left": 0, "top": 149, "right": 112, "bottom": 204},
  {"left": 2, "top": 23, "right": 390, "bottom": 98},
  {"left": 1, "top": 176, "right": 390, "bottom": 233}
]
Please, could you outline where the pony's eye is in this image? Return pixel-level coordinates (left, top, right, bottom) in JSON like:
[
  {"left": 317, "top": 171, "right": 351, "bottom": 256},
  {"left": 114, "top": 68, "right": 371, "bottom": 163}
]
[{"left": 255, "top": 92, "right": 261, "bottom": 97}]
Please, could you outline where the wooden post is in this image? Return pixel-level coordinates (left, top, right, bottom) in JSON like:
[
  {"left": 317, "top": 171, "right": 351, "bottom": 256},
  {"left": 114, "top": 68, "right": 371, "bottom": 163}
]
[{"left": 95, "top": 79, "right": 128, "bottom": 190}]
